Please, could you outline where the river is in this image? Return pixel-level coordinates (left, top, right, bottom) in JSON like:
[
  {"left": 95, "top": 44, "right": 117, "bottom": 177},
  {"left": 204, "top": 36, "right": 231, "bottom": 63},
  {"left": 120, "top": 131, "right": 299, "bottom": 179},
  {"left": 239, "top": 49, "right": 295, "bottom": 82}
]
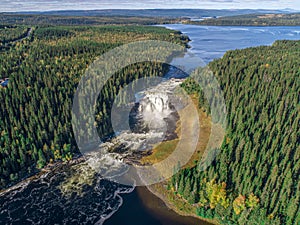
[{"left": 1, "top": 24, "right": 300, "bottom": 225}]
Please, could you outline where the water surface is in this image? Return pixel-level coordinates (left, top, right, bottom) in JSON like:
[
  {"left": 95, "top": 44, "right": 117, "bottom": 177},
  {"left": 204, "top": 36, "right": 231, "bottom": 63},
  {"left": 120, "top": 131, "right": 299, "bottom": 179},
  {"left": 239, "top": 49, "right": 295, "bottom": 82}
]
[{"left": 162, "top": 24, "right": 300, "bottom": 63}]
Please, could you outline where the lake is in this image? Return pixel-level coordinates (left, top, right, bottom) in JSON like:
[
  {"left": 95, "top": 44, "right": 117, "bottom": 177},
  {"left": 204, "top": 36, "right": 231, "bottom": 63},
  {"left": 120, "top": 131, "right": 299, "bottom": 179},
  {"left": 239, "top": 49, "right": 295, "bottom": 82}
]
[{"left": 161, "top": 24, "right": 300, "bottom": 63}]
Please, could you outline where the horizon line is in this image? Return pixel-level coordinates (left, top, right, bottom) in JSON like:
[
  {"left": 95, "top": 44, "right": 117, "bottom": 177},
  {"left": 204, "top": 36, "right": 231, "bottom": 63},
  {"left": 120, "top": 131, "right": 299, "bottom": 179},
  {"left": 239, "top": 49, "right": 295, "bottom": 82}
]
[{"left": 1, "top": 8, "right": 299, "bottom": 14}]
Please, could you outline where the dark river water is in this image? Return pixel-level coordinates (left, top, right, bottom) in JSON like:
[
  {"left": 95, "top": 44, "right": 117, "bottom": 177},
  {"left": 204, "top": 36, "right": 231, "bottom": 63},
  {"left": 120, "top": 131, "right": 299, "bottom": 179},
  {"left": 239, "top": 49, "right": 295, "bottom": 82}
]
[{"left": 1, "top": 24, "right": 300, "bottom": 225}]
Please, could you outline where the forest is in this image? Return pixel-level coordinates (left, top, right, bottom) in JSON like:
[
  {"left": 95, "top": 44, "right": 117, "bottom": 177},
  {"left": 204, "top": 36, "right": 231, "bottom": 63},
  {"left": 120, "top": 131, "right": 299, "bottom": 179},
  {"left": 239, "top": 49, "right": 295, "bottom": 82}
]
[
  {"left": 0, "top": 24, "right": 188, "bottom": 188},
  {"left": 0, "top": 14, "right": 178, "bottom": 26},
  {"left": 187, "top": 13, "right": 300, "bottom": 26},
  {"left": 169, "top": 40, "right": 299, "bottom": 224},
  {"left": 0, "top": 26, "right": 29, "bottom": 44},
  {"left": 2, "top": 12, "right": 300, "bottom": 27}
]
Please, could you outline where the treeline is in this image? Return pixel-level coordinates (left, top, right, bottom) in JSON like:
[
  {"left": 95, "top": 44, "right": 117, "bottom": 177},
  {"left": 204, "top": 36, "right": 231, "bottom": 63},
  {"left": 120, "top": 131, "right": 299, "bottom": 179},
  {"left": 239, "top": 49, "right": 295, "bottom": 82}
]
[
  {"left": 0, "top": 14, "right": 179, "bottom": 26},
  {"left": 0, "top": 26, "right": 30, "bottom": 45},
  {"left": 186, "top": 13, "right": 300, "bottom": 26},
  {"left": 0, "top": 25, "right": 187, "bottom": 188},
  {"left": 170, "top": 40, "right": 299, "bottom": 224}
]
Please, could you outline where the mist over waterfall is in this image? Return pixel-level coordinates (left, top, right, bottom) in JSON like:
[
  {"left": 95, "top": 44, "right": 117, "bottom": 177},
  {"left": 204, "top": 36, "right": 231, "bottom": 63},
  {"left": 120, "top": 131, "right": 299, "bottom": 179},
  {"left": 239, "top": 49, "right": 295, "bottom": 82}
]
[
  {"left": 88, "top": 78, "right": 185, "bottom": 171},
  {"left": 137, "top": 79, "right": 182, "bottom": 133}
]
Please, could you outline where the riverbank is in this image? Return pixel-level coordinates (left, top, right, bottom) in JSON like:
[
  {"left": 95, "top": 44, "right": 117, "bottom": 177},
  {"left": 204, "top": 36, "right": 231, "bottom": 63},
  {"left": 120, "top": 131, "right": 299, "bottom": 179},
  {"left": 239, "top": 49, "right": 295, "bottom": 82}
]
[
  {"left": 104, "top": 185, "right": 212, "bottom": 225},
  {"left": 144, "top": 183, "right": 218, "bottom": 225},
  {"left": 0, "top": 154, "right": 84, "bottom": 195},
  {"left": 138, "top": 95, "right": 220, "bottom": 225},
  {"left": 138, "top": 186, "right": 213, "bottom": 225}
]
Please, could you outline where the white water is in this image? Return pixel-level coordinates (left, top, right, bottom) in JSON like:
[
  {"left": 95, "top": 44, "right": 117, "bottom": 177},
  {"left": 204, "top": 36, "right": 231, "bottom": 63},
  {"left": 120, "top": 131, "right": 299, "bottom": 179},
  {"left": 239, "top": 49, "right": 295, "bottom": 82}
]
[{"left": 85, "top": 78, "right": 184, "bottom": 182}]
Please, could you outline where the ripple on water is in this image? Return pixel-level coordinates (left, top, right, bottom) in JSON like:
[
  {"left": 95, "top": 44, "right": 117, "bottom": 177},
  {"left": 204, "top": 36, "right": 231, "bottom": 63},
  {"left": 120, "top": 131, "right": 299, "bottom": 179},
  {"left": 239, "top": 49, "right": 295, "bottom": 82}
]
[{"left": 0, "top": 164, "right": 133, "bottom": 225}]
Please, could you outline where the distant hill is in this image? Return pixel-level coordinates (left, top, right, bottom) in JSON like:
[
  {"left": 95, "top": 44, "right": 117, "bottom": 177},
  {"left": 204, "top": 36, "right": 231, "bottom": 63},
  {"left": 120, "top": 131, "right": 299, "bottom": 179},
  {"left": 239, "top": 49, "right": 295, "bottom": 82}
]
[
  {"left": 186, "top": 13, "right": 300, "bottom": 26},
  {"left": 4, "top": 9, "right": 297, "bottom": 19},
  {"left": 1, "top": 9, "right": 299, "bottom": 26}
]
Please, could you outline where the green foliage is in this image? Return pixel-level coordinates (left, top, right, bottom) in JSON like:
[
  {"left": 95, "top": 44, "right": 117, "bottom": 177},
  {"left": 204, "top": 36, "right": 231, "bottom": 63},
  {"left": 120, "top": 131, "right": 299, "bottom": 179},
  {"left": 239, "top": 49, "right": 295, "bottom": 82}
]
[
  {"left": 35, "top": 27, "right": 76, "bottom": 40},
  {"left": 0, "top": 14, "right": 179, "bottom": 26},
  {"left": 246, "top": 193, "right": 260, "bottom": 209},
  {"left": 196, "top": 206, "right": 215, "bottom": 219},
  {"left": 0, "top": 26, "right": 29, "bottom": 44},
  {"left": 171, "top": 40, "right": 300, "bottom": 224},
  {"left": 0, "top": 25, "right": 186, "bottom": 189},
  {"left": 180, "top": 77, "right": 210, "bottom": 113},
  {"left": 37, "top": 149, "right": 46, "bottom": 169}
]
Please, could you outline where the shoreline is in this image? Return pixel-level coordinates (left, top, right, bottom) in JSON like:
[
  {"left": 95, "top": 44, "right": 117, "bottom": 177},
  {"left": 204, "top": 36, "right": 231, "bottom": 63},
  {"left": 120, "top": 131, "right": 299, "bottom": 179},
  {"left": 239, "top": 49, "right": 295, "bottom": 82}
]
[
  {"left": 104, "top": 184, "right": 213, "bottom": 225},
  {"left": 143, "top": 183, "right": 218, "bottom": 225},
  {"left": 0, "top": 154, "right": 85, "bottom": 195},
  {"left": 137, "top": 185, "right": 213, "bottom": 225},
  {"left": 137, "top": 93, "right": 221, "bottom": 225}
]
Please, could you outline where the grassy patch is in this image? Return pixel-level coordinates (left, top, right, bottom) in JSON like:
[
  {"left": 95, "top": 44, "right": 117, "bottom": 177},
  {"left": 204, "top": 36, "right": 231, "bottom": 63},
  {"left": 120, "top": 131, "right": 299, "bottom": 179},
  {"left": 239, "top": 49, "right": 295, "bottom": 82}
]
[
  {"left": 140, "top": 95, "right": 212, "bottom": 168},
  {"left": 141, "top": 139, "right": 180, "bottom": 165}
]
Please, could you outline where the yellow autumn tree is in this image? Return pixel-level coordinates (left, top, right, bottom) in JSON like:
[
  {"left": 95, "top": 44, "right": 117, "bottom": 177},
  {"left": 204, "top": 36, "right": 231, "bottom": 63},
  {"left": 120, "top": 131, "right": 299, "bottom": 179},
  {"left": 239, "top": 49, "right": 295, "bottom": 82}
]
[
  {"left": 246, "top": 193, "right": 260, "bottom": 209},
  {"left": 205, "top": 179, "right": 229, "bottom": 209},
  {"left": 233, "top": 194, "right": 246, "bottom": 215}
]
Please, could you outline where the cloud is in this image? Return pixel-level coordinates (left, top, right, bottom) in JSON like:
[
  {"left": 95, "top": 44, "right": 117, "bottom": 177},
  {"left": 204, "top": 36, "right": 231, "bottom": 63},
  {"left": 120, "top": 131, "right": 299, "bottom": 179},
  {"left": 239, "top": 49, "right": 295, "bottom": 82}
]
[{"left": 0, "top": 0, "right": 299, "bottom": 12}]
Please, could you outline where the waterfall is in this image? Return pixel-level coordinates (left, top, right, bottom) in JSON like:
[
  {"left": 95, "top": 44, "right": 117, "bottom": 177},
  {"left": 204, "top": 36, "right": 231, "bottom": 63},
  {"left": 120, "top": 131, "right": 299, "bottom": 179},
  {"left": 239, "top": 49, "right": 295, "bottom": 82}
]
[
  {"left": 85, "top": 78, "right": 185, "bottom": 182},
  {"left": 137, "top": 78, "right": 183, "bottom": 131},
  {"left": 138, "top": 91, "right": 172, "bottom": 131}
]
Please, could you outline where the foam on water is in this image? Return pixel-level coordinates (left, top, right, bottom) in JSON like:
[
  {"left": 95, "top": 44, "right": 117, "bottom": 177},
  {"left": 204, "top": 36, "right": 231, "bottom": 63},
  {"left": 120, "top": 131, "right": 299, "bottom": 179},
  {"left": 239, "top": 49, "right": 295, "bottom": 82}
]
[{"left": 0, "top": 162, "right": 134, "bottom": 225}]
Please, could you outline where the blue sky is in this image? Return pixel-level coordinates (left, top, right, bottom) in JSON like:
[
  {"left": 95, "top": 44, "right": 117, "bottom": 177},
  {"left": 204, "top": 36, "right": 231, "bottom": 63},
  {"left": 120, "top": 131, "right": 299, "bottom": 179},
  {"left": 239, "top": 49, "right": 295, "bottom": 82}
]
[{"left": 0, "top": 0, "right": 300, "bottom": 12}]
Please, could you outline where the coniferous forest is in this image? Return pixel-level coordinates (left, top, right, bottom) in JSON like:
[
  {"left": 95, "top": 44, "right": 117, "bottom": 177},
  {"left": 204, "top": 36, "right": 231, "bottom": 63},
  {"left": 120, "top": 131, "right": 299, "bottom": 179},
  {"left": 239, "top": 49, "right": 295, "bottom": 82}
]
[
  {"left": 0, "top": 24, "right": 188, "bottom": 188},
  {"left": 171, "top": 40, "right": 299, "bottom": 225}
]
